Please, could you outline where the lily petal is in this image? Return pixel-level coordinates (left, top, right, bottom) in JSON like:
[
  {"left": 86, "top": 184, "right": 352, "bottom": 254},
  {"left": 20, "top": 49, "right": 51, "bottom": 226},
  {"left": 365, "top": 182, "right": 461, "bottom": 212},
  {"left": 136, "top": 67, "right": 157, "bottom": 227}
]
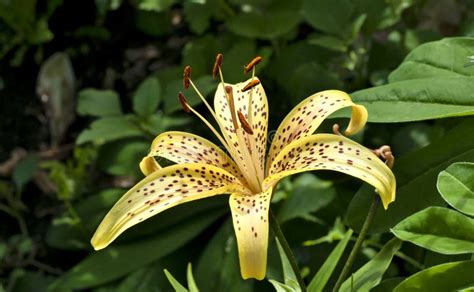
[
  {"left": 265, "top": 134, "right": 395, "bottom": 209},
  {"left": 267, "top": 90, "right": 368, "bottom": 171},
  {"left": 139, "top": 156, "right": 161, "bottom": 176},
  {"left": 230, "top": 187, "right": 272, "bottom": 280},
  {"left": 144, "top": 131, "right": 245, "bottom": 182},
  {"left": 214, "top": 77, "right": 268, "bottom": 179},
  {"left": 92, "top": 163, "right": 251, "bottom": 250}
]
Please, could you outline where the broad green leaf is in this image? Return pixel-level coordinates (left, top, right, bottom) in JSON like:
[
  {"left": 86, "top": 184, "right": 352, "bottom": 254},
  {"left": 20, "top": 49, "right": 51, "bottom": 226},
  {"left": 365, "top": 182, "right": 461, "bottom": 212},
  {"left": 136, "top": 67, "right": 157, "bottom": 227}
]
[
  {"left": 50, "top": 209, "right": 223, "bottom": 289},
  {"left": 278, "top": 174, "right": 335, "bottom": 223},
  {"left": 347, "top": 77, "right": 474, "bottom": 123},
  {"left": 346, "top": 119, "right": 474, "bottom": 234},
  {"left": 12, "top": 154, "right": 38, "bottom": 190},
  {"left": 138, "top": 0, "right": 176, "bottom": 11},
  {"left": 77, "top": 89, "right": 122, "bottom": 117},
  {"left": 340, "top": 238, "right": 402, "bottom": 291},
  {"left": 371, "top": 277, "right": 405, "bottom": 292},
  {"left": 183, "top": 0, "right": 216, "bottom": 34},
  {"left": 301, "top": 0, "right": 354, "bottom": 37},
  {"left": 182, "top": 35, "right": 219, "bottom": 77},
  {"left": 116, "top": 263, "right": 163, "bottom": 292},
  {"left": 97, "top": 138, "right": 149, "bottom": 177},
  {"left": 393, "top": 260, "right": 474, "bottom": 292},
  {"left": 437, "top": 162, "right": 474, "bottom": 216},
  {"left": 46, "top": 188, "right": 123, "bottom": 250},
  {"left": 389, "top": 37, "right": 474, "bottom": 82},
  {"left": 135, "top": 10, "right": 172, "bottom": 36},
  {"left": 288, "top": 62, "right": 342, "bottom": 105},
  {"left": 76, "top": 116, "right": 142, "bottom": 145},
  {"left": 391, "top": 207, "right": 474, "bottom": 254},
  {"left": 195, "top": 219, "right": 253, "bottom": 292},
  {"left": 187, "top": 263, "right": 199, "bottom": 292},
  {"left": 164, "top": 269, "right": 188, "bottom": 292},
  {"left": 307, "top": 229, "right": 353, "bottom": 292},
  {"left": 133, "top": 76, "right": 161, "bottom": 116},
  {"left": 226, "top": 11, "right": 300, "bottom": 40}
]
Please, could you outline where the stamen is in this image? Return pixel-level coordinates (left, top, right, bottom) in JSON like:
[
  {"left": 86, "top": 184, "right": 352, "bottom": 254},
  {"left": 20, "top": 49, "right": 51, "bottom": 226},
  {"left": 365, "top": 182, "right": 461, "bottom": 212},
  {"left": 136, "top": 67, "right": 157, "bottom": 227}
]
[
  {"left": 213, "top": 53, "right": 223, "bottom": 79},
  {"left": 244, "top": 56, "right": 262, "bottom": 74},
  {"left": 237, "top": 111, "right": 254, "bottom": 135},
  {"left": 178, "top": 92, "right": 190, "bottom": 113},
  {"left": 332, "top": 124, "right": 343, "bottom": 136},
  {"left": 242, "top": 79, "right": 261, "bottom": 92},
  {"left": 183, "top": 66, "right": 191, "bottom": 89},
  {"left": 372, "top": 145, "right": 395, "bottom": 169},
  {"left": 225, "top": 85, "right": 239, "bottom": 130}
]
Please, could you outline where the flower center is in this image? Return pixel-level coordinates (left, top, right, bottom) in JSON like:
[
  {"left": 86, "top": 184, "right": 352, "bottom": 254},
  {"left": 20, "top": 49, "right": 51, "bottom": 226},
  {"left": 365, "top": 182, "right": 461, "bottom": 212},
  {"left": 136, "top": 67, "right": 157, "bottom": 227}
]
[{"left": 177, "top": 55, "right": 265, "bottom": 194}]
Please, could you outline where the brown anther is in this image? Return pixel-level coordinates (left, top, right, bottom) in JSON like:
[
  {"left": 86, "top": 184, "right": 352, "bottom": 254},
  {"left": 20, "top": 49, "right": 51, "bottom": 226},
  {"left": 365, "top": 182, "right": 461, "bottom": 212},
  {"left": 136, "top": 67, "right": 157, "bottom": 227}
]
[
  {"left": 178, "top": 92, "right": 190, "bottom": 113},
  {"left": 183, "top": 66, "right": 191, "bottom": 89},
  {"left": 372, "top": 145, "right": 395, "bottom": 169},
  {"left": 225, "top": 86, "right": 239, "bottom": 130},
  {"left": 242, "top": 79, "right": 261, "bottom": 92},
  {"left": 244, "top": 56, "right": 262, "bottom": 74},
  {"left": 332, "top": 124, "right": 342, "bottom": 136},
  {"left": 213, "top": 53, "right": 223, "bottom": 79},
  {"left": 237, "top": 111, "right": 254, "bottom": 135}
]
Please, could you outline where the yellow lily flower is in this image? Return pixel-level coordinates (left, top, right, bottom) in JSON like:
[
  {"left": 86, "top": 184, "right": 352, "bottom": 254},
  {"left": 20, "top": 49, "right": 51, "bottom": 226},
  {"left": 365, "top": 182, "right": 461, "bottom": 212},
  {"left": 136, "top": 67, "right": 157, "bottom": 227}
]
[{"left": 91, "top": 55, "right": 396, "bottom": 280}]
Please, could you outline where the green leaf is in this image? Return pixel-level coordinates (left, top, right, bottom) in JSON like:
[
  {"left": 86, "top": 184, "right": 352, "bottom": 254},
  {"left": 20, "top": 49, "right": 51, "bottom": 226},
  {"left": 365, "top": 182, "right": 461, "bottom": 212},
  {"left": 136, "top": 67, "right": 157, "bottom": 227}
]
[
  {"left": 137, "top": 0, "right": 176, "bottom": 11},
  {"left": 389, "top": 37, "right": 474, "bottom": 82},
  {"left": 97, "top": 138, "right": 149, "bottom": 177},
  {"left": 301, "top": 0, "right": 354, "bottom": 37},
  {"left": 391, "top": 207, "right": 474, "bottom": 254},
  {"left": 275, "top": 238, "right": 298, "bottom": 288},
  {"left": 348, "top": 77, "right": 474, "bottom": 123},
  {"left": 346, "top": 119, "right": 474, "bottom": 234},
  {"left": 393, "top": 260, "right": 474, "bottom": 292},
  {"left": 50, "top": 209, "right": 223, "bottom": 289},
  {"left": 340, "top": 238, "right": 402, "bottom": 292},
  {"left": 268, "top": 280, "right": 299, "bottom": 292},
  {"left": 12, "top": 154, "right": 38, "bottom": 190},
  {"left": 164, "top": 269, "right": 188, "bottom": 292},
  {"left": 133, "top": 76, "right": 161, "bottom": 116},
  {"left": 187, "top": 263, "right": 199, "bottom": 292},
  {"left": 77, "top": 89, "right": 122, "bottom": 117},
  {"left": 371, "top": 277, "right": 405, "bottom": 292},
  {"left": 437, "top": 162, "right": 474, "bottom": 216},
  {"left": 227, "top": 11, "right": 301, "bottom": 40},
  {"left": 307, "top": 229, "right": 353, "bottom": 292},
  {"left": 76, "top": 116, "right": 142, "bottom": 145},
  {"left": 278, "top": 174, "right": 335, "bottom": 223},
  {"left": 195, "top": 219, "right": 253, "bottom": 292}
]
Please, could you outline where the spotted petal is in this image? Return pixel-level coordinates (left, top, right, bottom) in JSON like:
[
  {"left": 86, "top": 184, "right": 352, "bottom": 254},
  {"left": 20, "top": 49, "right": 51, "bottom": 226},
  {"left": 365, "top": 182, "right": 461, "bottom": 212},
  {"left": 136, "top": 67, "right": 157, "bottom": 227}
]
[
  {"left": 229, "top": 187, "right": 272, "bottom": 280},
  {"left": 92, "top": 163, "right": 251, "bottom": 250},
  {"left": 266, "top": 90, "right": 368, "bottom": 171},
  {"left": 143, "top": 131, "right": 245, "bottom": 182},
  {"left": 265, "top": 134, "right": 395, "bottom": 209},
  {"left": 214, "top": 77, "right": 268, "bottom": 180}
]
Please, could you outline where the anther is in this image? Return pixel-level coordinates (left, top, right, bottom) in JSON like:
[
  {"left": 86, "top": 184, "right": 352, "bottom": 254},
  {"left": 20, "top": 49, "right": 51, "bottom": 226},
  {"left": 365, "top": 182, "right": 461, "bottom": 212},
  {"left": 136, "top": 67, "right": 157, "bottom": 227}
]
[
  {"left": 242, "top": 79, "right": 261, "bottom": 92},
  {"left": 332, "top": 124, "right": 343, "bottom": 136},
  {"left": 213, "top": 53, "right": 223, "bottom": 79},
  {"left": 244, "top": 56, "right": 262, "bottom": 74},
  {"left": 237, "top": 111, "right": 254, "bottom": 135},
  {"left": 225, "top": 86, "right": 239, "bottom": 130},
  {"left": 178, "top": 92, "right": 190, "bottom": 113},
  {"left": 183, "top": 66, "right": 191, "bottom": 89},
  {"left": 373, "top": 145, "right": 395, "bottom": 169}
]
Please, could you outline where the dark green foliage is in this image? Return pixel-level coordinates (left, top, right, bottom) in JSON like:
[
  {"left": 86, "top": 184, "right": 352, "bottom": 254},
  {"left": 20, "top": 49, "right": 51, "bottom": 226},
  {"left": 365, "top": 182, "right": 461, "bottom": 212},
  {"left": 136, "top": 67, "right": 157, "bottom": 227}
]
[{"left": 1, "top": 0, "right": 474, "bottom": 291}]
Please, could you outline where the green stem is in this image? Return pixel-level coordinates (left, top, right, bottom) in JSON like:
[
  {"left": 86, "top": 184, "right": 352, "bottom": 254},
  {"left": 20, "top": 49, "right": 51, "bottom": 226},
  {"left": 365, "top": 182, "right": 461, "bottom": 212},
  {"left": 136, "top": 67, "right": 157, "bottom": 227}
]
[
  {"left": 332, "top": 195, "right": 379, "bottom": 292},
  {"left": 269, "top": 209, "right": 307, "bottom": 291}
]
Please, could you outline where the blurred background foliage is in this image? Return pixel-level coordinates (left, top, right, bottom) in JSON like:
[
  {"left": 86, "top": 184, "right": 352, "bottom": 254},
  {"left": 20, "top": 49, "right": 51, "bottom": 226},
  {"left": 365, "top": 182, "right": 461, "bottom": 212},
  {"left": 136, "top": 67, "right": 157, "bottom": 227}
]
[{"left": 1, "top": 0, "right": 474, "bottom": 291}]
